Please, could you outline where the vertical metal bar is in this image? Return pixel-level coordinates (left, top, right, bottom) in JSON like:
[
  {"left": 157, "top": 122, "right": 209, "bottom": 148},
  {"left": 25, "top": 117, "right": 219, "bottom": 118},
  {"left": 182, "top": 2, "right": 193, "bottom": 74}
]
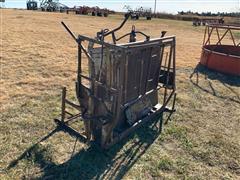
[
  {"left": 163, "top": 82, "right": 167, "bottom": 104},
  {"left": 169, "top": 38, "right": 176, "bottom": 119},
  {"left": 216, "top": 27, "right": 221, "bottom": 45},
  {"left": 206, "top": 26, "right": 210, "bottom": 45},
  {"left": 124, "top": 54, "right": 129, "bottom": 102},
  {"left": 172, "top": 93, "right": 177, "bottom": 111},
  {"left": 154, "top": 44, "right": 165, "bottom": 103},
  {"left": 162, "top": 49, "right": 169, "bottom": 104},
  {"left": 216, "top": 29, "right": 229, "bottom": 45},
  {"left": 205, "top": 26, "right": 214, "bottom": 45},
  {"left": 98, "top": 35, "right": 104, "bottom": 81},
  {"left": 203, "top": 26, "right": 207, "bottom": 46},
  {"left": 229, "top": 29, "right": 236, "bottom": 46},
  {"left": 159, "top": 45, "right": 165, "bottom": 72},
  {"left": 164, "top": 52, "right": 168, "bottom": 70},
  {"left": 61, "top": 87, "right": 66, "bottom": 122},
  {"left": 139, "top": 51, "right": 144, "bottom": 96},
  {"left": 145, "top": 47, "right": 153, "bottom": 92},
  {"left": 163, "top": 43, "right": 173, "bottom": 104},
  {"left": 112, "top": 33, "right": 116, "bottom": 44},
  {"left": 155, "top": 44, "right": 165, "bottom": 82},
  {"left": 159, "top": 113, "right": 163, "bottom": 133},
  {"left": 77, "top": 40, "right": 82, "bottom": 97},
  {"left": 110, "top": 54, "right": 113, "bottom": 87},
  {"left": 172, "top": 37, "right": 176, "bottom": 91}
]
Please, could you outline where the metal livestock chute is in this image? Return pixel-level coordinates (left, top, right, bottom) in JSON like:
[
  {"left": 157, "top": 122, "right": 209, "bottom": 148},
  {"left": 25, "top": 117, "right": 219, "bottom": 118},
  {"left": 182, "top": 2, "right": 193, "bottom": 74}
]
[{"left": 54, "top": 14, "right": 177, "bottom": 149}]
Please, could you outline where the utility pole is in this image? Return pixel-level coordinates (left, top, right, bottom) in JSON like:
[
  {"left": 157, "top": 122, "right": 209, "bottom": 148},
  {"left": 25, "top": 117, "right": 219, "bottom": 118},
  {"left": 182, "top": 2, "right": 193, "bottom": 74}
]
[{"left": 154, "top": 0, "right": 157, "bottom": 15}]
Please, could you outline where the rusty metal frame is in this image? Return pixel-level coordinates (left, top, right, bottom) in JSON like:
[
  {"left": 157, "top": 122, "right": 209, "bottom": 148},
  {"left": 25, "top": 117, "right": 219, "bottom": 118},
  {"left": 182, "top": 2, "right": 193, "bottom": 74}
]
[
  {"left": 200, "top": 24, "right": 240, "bottom": 75},
  {"left": 54, "top": 20, "right": 177, "bottom": 149},
  {"left": 203, "top": 24, "right": 240, "bottom": 46}
]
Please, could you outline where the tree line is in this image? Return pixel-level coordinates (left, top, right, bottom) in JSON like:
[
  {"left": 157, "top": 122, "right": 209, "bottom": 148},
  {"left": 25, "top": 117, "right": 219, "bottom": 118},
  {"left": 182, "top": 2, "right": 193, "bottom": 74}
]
[{"left": 177, "top": 11, "right": 240, "bottom": 17}]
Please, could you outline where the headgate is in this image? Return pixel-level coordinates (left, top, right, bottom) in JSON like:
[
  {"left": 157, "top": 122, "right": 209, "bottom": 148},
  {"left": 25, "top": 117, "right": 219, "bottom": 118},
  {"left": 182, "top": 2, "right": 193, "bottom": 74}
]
[{"left": 54, "top": 14, "right": 177, "bottom": 149}]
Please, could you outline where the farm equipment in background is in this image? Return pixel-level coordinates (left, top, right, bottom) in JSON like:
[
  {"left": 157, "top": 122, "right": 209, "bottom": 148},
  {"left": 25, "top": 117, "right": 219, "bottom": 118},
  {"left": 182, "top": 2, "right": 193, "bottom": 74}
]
[
  {"left": 40, "top": 0, "right": 68, "bottom": 12},
  {"left": 192, "top": 17, "right": 224, "bottom": 26},
  {"left": 137, "top": 7, "right": 152, "bottom": 20},
  {"left": 67, "top": 6, "right": 112, "bottom": 17},
  {"left": 91, "top": 6, "right": 109, "bottom": 17},
  {"left": 54, "top": 13, "right": 176, "bottom": 149},
  {"left": 0, "top": 0, "right": 5, "bottom": 8},
  {"left": 67, "top": 6, "right": 89, "bottom": 15},
  {"left": 124, "top": 6, "right": 152, "bottom": 20},
  {"left": 26, "top": 0, "right": 38, "bottom": 10},
  {"left": 199, "top": 24, "right": 240, "bottom": 75}
]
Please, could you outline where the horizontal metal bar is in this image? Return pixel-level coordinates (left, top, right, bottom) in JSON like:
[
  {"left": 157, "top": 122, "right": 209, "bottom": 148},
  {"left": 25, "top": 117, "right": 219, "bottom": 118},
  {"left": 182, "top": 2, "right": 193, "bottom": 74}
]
[
  {"left": 81, "top": 85, "right": 92, "bottom": 93},
  {"left": 79, "top": 74, "right": 92, "bottom": 81},
  {"left": 161, "top": 67, "right": 174, "bottom": 70},
  {"left": 208, "top": 24, "right": 240, "bottom": 30},
  {"left": 105, "top": 90, "right": 176, "bottom": 149},
  {"left": 202, "top": 47, "right": 240, "bottom": 56},
  {"left": 65, "top": 99, "right": 81, "bottom": 110},
  {"left": 124, "top": 40, "right": 174, "bottom": 50},
  {"left": 64, "top": 113, "right": 82, "bottom": 124},
  {"left": 77, "top": 40, "right": 95, "bottom": 63},
  {"left": 95, "top": 81, "right": 118, "bottom": 94},
  {"left": 123, "top": 88, "right": 156, "bottom": 108},
  {"left": 65, "top": 111, "right": 74, "bottom": 117},
  {"left": 54, "top": 119, "right": 87, "bottom": 143},
  {"left": 118, "top": 36, "right": 175, "bottom": 47},
  {"left": 104, "top": 103, "right": 165, "bottom": 149},
  {"left": 78, "top": 35, "right": 125, "bottom": 50},
  {"left": 78, "top": 35, "right": 175, "bottom": 51}
]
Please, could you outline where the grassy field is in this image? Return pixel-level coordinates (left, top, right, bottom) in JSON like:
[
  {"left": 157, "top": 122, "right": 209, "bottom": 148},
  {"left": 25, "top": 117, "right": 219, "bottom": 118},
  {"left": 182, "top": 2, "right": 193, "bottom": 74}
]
[{"left": 0, "top": 9, "right": 240, "bottom": 179}]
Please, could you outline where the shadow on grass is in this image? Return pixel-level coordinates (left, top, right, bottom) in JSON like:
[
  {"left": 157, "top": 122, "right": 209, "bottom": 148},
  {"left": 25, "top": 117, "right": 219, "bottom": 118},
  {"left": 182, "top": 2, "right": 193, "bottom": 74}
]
[
  {"left": 7, "top": 115, "right": 163, "bottom": 179},
  {"left": 189, "top": 63, "right": 240, "bottom": 104}
]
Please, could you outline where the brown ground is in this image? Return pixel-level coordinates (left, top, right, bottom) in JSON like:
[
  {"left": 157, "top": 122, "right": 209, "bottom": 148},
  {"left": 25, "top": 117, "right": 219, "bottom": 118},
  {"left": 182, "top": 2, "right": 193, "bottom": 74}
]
[{"left": 0, "top": 9, "right": 240, "bottom": 179}]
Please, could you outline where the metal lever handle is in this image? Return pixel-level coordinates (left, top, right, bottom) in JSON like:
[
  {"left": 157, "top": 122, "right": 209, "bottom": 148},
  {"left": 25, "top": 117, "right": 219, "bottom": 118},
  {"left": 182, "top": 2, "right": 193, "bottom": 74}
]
[
  {"left": 103, "top": 12, "right": 131, "bottom": 37},
  {"left": 96, "top": 12, "right": 132, "bottom": 43},
  {"left": 61, "top": 21, "right": 78, "bottom": 42}
]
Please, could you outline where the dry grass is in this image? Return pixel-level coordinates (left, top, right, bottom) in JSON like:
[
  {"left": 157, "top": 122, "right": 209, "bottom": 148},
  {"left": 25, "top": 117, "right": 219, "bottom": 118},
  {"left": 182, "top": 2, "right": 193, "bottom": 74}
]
[{"left": 0, "top": 9, "right": 240, "bottom": 179}]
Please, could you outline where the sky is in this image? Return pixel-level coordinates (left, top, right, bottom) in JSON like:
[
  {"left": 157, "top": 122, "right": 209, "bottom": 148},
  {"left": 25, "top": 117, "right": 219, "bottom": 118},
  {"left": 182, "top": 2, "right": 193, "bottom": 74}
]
[{"left": 1, "top": 0, "right": 240, "bottom": 14}]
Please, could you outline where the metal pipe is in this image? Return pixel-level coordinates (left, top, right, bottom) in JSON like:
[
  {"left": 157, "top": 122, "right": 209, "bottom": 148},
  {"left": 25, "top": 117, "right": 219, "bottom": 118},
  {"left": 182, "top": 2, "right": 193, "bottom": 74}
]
[
  {"left": 61, "top": 21, "right": 77, "bottom": 42},
  {"left": 103, "top": 12, "right": 131, "bottom": 37},
  {"left": 61, "top": 87, "right": 66, "bottom": 122}
]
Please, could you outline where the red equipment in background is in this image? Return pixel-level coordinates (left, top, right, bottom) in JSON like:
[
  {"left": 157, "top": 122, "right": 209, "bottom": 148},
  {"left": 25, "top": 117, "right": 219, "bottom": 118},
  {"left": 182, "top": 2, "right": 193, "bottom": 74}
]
[{"left": 200, "top": 24, "right": 240, "bottom": 76}]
